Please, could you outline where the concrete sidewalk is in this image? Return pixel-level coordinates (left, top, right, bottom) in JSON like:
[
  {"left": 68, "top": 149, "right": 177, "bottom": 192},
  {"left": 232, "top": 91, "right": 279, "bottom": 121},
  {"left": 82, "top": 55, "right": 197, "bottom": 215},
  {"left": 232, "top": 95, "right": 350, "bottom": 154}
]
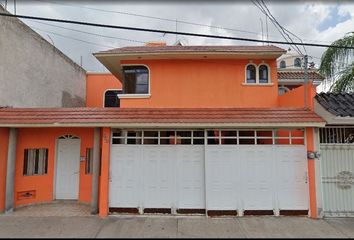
[{"left": 0, "top": 215, "right": 353, "bottom": 238}]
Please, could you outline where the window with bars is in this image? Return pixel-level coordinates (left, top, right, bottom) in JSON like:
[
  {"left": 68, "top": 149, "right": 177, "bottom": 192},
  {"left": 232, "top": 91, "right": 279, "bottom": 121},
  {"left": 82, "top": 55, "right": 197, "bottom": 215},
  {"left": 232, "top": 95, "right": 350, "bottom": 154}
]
[
  {"left": 23, "top": 148, "right": 48, "bottom": 176},
  {"left": 111, "top": 129, "right": 305, "bottom": 145},
  {"left": 85, "top": 148, "right": 93, "bottom": 174}
]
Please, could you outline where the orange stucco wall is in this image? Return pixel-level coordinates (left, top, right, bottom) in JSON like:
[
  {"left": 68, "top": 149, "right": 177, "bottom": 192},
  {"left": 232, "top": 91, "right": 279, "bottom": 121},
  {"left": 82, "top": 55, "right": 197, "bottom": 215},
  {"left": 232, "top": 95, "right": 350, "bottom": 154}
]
[
  {"left": 99, "top": 127, "right": 110, "bottom": 218},
  {"left": 306, "top": 127, "right": 317, "bottom": 218},
  {"left": 119, "top": 59, "right": 278, "bottom": 108},
  {"left": 86, "top": 73, "right": 121, "bottom": 107},
  {"left": 14, "top": 128, "right": 94, "bottom": 207},
  {"left": 278, "top": 83, "right": 316, "bottom": 109},
  {"left": 0, "top": 128, "right": 9, "bottom": 212}
]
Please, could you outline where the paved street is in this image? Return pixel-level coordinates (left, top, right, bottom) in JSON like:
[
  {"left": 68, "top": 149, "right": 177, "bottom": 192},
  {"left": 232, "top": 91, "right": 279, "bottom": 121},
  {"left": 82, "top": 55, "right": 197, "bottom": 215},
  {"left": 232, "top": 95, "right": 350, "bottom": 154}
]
[{"left": 0, "top": 214, "right": 354, "bottom": 238}]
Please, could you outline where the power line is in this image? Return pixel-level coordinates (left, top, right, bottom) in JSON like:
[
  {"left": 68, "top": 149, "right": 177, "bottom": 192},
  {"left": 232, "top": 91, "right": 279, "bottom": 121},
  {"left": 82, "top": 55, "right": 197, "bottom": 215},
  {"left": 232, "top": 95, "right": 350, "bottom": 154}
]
[
  {"left": 252, "top": 0, "right": 303, "bottom": 56},
  {"left": 258, "top": 0, "right": 307, "bottom": 55},
  {"left": 30, "top": 26, "right": 116, "bottom": 48},
  {"left": 1, "top": 12, "right": 354, "bottom": 49},
  {"left": 33, "top": 0, "right": 334, "bottom": 45},
  {"left": 27, "top": 19, "right": 147, "bottom": 44}
]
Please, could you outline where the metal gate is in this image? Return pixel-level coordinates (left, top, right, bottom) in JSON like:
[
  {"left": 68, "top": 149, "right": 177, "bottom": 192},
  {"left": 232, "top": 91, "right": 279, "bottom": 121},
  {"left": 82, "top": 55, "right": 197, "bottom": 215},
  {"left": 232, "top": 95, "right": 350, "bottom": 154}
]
[{"left": 320, "top": 127, "right": 354, "bottom": 217}]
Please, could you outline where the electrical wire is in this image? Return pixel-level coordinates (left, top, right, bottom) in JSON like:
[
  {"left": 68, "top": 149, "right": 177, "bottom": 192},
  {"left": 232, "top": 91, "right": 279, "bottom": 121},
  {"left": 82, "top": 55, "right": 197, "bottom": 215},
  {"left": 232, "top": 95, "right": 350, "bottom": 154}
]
[
  {"left": 30, "top": 26, "right": 117, "bottom": 49},
  {"left": 27, "top": 19, "right": 147, "bottom": 44},
  {"left": 1, "top": 13, "right": 353, "bottom": 49},
  {"left": 32, "top": 0, "right": 334, "bottom": 45}
]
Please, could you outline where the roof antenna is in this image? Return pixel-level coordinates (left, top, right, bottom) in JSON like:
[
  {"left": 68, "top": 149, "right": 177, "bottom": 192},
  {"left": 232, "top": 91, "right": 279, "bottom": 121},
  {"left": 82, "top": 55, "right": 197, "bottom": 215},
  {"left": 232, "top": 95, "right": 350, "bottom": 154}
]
[
  {"left": 259, "top": 18, "right": 264, "bottom": 46},
  {"left": 265, "top": 16, "right": 269, "bottom": 45}
]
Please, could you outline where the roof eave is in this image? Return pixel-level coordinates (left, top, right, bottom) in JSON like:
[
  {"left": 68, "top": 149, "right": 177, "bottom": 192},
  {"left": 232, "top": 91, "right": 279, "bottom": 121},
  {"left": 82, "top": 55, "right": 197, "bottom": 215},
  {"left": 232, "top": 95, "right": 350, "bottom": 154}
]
[
  {"left": 0, "top": 121, "right": 326, "bottom": 128},
  {"left": 94, "top": 51, "right": 285, "bottom": 81}
]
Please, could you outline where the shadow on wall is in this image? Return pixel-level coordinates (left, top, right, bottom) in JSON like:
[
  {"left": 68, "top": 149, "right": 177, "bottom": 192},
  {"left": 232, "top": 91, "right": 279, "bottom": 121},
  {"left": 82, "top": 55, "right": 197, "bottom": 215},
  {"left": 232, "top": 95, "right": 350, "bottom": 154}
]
[{"left": 61, "top": 91, "right": 85, "bottom": 107}]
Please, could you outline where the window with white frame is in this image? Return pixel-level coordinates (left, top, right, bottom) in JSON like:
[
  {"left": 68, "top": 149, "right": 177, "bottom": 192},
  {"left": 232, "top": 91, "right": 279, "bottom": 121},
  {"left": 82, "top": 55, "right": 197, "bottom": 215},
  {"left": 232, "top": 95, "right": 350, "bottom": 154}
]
[
  {"left": 245, "top": 63, "right": 270, "bottom": 84},
  {"left": 104, "top": 90, "right": 122, "bottom": 107},
  {"left": 111, "top": 129, "right": 304, "bottom": 145},
  {"left": 122, "top": 66, "right": 149, "bottom": 94},
  {"left": 23, "top": 148, "right": 48, "bottom": 176}
]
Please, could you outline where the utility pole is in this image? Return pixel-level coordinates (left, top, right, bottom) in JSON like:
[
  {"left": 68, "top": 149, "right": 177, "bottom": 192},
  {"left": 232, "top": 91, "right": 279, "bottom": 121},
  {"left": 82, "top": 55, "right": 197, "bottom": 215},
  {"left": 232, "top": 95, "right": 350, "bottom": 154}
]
[{"left": 304, "top": 55, "right": 308, "bottom": 109}]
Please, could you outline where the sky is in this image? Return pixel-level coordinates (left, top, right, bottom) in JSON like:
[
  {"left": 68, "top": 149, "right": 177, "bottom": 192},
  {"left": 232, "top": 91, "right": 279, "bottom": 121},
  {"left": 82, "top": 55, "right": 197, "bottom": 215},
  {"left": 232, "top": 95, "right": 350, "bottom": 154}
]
[{"left": 1, "top": 0, "right": 354, "bottom": 75}]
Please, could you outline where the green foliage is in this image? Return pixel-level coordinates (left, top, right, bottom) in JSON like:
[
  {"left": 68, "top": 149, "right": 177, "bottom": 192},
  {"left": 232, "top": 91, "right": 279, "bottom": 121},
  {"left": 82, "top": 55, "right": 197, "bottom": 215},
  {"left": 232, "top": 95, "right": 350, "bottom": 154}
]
[{"left": 319, "top": 32, "right": 354, "bottom": 93}]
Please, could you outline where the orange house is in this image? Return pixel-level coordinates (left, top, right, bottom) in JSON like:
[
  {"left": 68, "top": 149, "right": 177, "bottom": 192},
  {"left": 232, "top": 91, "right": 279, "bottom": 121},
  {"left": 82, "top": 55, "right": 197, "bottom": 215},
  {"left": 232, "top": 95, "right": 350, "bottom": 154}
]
[{"left": 0, "top": 44, "right": 325, "bottom": 218}]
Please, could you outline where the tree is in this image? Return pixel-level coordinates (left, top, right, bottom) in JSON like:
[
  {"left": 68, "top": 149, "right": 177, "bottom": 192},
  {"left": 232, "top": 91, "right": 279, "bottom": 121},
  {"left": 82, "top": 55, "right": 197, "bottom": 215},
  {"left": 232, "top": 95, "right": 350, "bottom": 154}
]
[{"left": 319, "top": 32, "right": 354, "bottom": 93}]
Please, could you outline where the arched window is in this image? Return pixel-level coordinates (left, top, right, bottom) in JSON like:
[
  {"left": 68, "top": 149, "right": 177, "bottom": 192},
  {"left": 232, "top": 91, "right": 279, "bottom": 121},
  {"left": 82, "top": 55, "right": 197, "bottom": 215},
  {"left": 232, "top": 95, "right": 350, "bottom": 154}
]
[
  {"left": 280, "top": 60, "right": 286, "bottom": 68},
  {"left": 258, "top": 65, "right": 269, "bottom": 83},
  {"left": 294, "top": 58, "right": 301, "bottom": 67},
  {"left": 246, "top": 64, "right": 257, "bottom": 83},
  {"left": 104, "top": 90, "right": 122, "bottom": 107}
]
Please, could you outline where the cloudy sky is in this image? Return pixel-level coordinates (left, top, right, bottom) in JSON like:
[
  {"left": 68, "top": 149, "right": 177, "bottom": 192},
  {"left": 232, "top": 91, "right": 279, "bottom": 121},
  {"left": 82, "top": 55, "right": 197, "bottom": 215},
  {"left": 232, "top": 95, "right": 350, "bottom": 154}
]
[{"left": 2, "top": 0, "right": 354, "bottom": 73}]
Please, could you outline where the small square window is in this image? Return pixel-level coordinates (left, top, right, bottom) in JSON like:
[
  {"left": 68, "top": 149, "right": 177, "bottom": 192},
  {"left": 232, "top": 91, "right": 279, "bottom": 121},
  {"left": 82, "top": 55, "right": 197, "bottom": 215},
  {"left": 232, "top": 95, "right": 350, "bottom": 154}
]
[{"left": 23, "top": 148, "right": 48, "bottom": 176}]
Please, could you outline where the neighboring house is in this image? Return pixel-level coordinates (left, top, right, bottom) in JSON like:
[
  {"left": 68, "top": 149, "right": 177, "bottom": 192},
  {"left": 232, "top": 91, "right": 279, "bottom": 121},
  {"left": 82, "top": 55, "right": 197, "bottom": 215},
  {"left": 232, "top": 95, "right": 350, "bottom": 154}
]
[
  {"left": 314, "top": 92, "right": 354, "bottom": 217},
  {"left": 276, "top": 50, "right": 323, "bottom": 95},
  {"left": 0, "top": 43, "right": 325, "bottom": 219},
  {"left": 0, "top": 6, "right": 86, "bottom": 107}
]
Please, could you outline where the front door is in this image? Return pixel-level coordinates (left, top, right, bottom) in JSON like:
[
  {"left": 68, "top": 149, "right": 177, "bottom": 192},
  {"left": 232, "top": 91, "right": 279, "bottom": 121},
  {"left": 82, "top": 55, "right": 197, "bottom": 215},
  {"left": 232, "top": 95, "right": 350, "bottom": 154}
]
[{"left": 55, "top": 138, "right": 81, "bottom": 199}]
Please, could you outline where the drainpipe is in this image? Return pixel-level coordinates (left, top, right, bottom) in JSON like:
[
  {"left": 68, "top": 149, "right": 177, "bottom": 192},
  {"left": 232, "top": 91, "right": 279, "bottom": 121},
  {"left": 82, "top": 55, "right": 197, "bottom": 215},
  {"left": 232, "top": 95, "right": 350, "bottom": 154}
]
[
  {"left": 5, "top": 128, "right": 17, "bottom": 213},
  {"left": 91, "top": 128, "right": 101, "bottom": 214}
]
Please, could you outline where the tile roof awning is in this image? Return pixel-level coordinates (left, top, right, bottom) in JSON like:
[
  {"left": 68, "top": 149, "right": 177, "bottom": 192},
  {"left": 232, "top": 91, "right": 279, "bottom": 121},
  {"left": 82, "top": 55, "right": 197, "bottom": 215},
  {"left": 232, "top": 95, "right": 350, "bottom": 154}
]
[
  {"left": 0, "top": 108, "right": 325, "bottom": 128},
  {"left": 315, "top": 92, "right": 354, "bottom": 117},
  {"left": 278, "top": 70, "right": 325, "bottom": 81}
]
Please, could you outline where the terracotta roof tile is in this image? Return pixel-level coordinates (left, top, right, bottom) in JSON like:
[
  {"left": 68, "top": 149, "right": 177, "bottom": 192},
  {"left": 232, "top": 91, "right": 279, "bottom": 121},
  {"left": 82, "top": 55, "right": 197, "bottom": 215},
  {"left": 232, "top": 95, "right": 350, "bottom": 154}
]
[
  {"left": 278, "top": 71, "right": 324, "bottom": 81},
  {"left": 0, "top": 108, "right": 324, "bottom": 127},
  {"left": 95, "top": 45, "right": 286, "bottom": 55}
]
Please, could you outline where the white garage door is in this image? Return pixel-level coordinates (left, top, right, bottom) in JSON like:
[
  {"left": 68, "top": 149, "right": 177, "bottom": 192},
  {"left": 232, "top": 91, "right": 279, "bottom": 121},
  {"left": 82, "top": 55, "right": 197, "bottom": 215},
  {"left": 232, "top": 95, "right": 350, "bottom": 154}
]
[
  {"left": 109, "top": 129, "right": 308, "bottom": 214},
  {"left": 109, "top": 145, "right": 205, "bottom": 210}
]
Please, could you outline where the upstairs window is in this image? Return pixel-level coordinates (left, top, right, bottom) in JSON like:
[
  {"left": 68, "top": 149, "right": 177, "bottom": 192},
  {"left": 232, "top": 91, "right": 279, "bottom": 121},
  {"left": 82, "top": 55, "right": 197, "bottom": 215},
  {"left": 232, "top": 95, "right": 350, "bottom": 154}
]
[
  {"left": 259, "top": 65, "right": 269, "bottom": 83},
  {"left": 246, "top": 64, "right": 257, "bottom": 83},
  {"left": 104, "top": 90, "right": 122, "bottom": 107},
  {"left": 294, "top": 58, "right": 301, "bottom": 67},
  {"left": 279, "top": 60, "right": 286, "bottom": 68},
  {"left": 122, "top": 66, "right": 149, "bottom": 94}
]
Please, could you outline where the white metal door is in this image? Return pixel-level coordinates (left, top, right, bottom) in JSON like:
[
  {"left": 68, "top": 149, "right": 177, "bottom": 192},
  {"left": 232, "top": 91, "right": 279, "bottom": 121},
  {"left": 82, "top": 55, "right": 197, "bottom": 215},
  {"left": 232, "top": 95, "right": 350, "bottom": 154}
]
[
  {"left": 109, "top": 145, "right": 205, "bottom": 210},
  {"left": 321, "top": 145, "right": 354, "bottom": 217},
  {"left": 205, "top": 145, "right": 308, "bottom": 212},
  {"left": 55, "top": 139, "right": 81, "bottom": 199},
  {"left": 276, "top": 146, "right": 309, "bottom": 210}
]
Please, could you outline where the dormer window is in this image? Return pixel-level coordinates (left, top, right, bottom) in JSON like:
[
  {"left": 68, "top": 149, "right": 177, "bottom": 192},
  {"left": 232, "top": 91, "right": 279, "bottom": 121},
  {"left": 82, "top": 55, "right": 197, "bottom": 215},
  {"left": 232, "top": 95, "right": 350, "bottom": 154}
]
[
  {"left": 122, "top": 66, "right": 149, "bottom": 94},
  {"left": 246, "top": 64, "right": 257, "bottom": 83},
  {"left": 294, "top": 58, "right": 301, "bottom": 67},
  {"left": 259, "top": 65, "right": 269, "bottom": 83}
]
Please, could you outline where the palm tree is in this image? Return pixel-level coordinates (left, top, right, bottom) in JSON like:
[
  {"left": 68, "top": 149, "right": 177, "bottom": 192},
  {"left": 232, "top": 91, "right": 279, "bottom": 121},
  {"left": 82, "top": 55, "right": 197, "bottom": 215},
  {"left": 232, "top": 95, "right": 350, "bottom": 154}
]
[{"left": 319, "top": 32, "right": 354, "bottom": 93}]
